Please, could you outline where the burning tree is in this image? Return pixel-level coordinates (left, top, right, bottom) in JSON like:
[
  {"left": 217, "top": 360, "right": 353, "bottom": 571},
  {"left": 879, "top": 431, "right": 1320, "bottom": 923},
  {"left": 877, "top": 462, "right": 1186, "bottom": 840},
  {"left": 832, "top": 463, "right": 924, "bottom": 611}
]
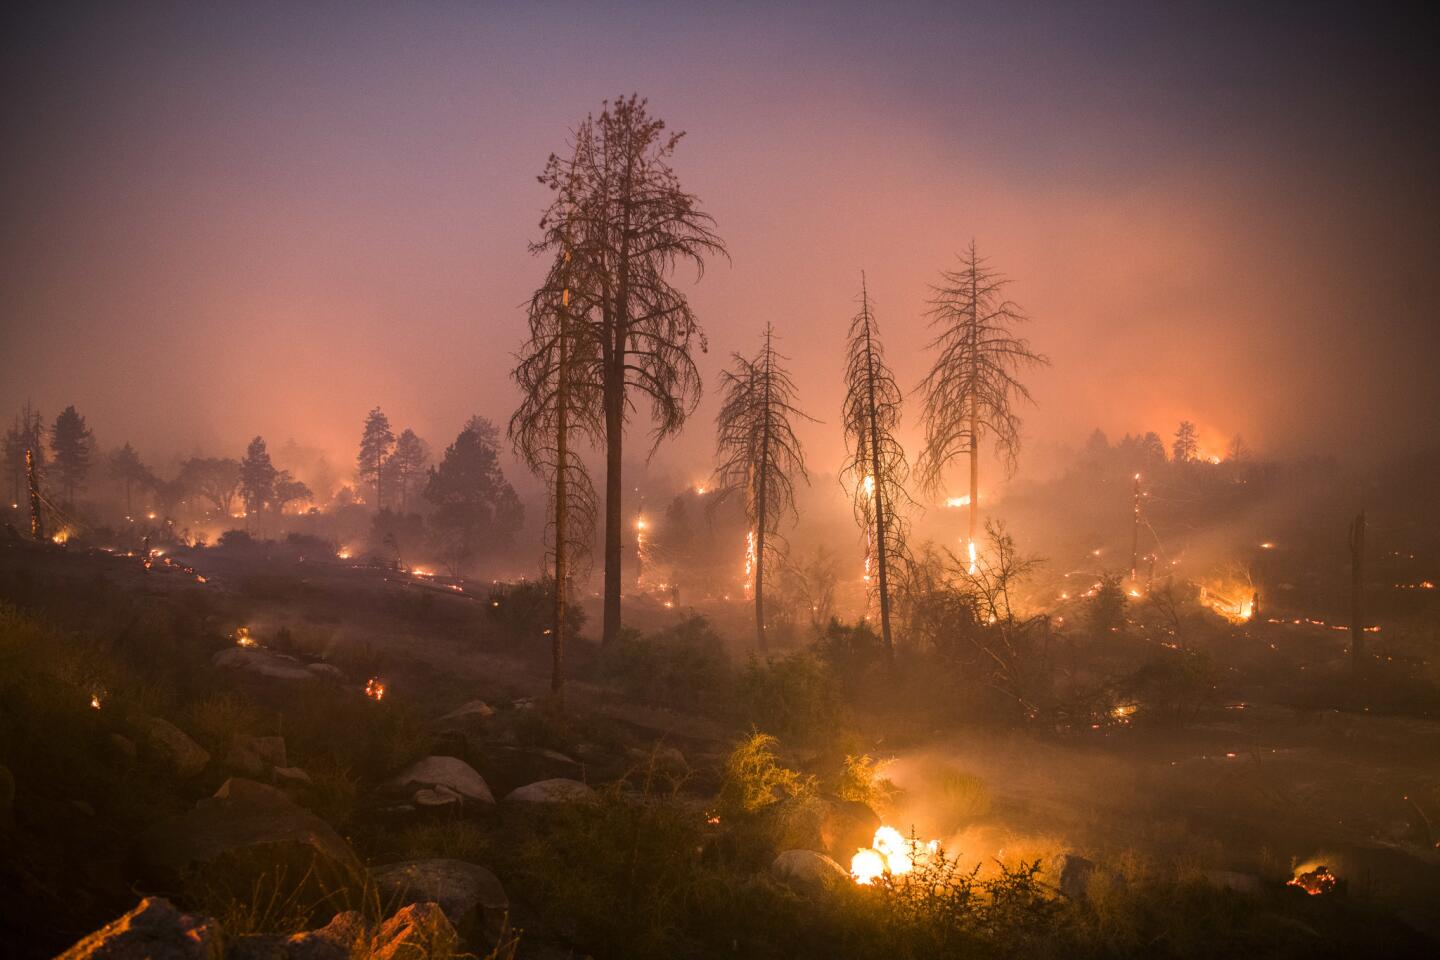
[
  {"left": 510, "top": 233, "right": 604, "bottom": 702},
  {"left": 713, "top": 325, "right": 813, "bottom": 649},
  {"left": 841, "top": 277, "right": 913, "bottom": 654},
  {"left": 917, "top": 243, "right": 1047, "bottom": 570},
  {"left": 534, "top": 94, "right": 726, "bottom": 645},
  {"left": 49, "top": 405, "right": 94, "bottom": 505},
  {"left": 4, "top": 403, "right": 46, "bottom": 509},
  {"left": 356, "top": 406, "right": 395, "bottom": 509}
]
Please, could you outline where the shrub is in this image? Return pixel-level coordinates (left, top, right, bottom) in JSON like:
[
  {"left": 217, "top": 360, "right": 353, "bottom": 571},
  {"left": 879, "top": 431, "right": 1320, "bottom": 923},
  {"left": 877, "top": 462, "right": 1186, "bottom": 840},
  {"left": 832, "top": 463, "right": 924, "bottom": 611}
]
[
  {"left": 737, "top": 650, "right": 843, "bottom": 743},
  {"left": 598, "top": 616, "right": 733, "bottom": 712},
  {"left": 717, "top": 731, "right": 812, "bottom": 816}
]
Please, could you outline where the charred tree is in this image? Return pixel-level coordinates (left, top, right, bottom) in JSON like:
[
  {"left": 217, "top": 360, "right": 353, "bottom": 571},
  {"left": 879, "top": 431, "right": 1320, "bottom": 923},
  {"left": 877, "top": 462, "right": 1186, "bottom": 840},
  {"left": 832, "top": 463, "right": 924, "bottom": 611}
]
[
  {"left": 714, "top": 325, "right": 813, "bottom": 649},
  {"left": 511, "top": 237, "right": 603, "bottom": 703},
  {"left": 26, "top": 446, "right": 44, "bottom": 541},
  {"left": 841, "top": 277, "right": 913, "bottom": 655},
  {"left": 535, "top": 95, "right": 726, "bottom": 645},
  {"left": 917, "top": 242, "right": 1047, "bottom": 569}
]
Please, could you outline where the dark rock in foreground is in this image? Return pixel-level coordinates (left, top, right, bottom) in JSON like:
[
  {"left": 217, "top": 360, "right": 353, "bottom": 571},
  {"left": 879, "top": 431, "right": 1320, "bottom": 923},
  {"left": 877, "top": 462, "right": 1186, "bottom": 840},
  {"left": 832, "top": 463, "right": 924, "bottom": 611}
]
[{"left": 56, "top": 897, "right": 219, "bottom": 960}]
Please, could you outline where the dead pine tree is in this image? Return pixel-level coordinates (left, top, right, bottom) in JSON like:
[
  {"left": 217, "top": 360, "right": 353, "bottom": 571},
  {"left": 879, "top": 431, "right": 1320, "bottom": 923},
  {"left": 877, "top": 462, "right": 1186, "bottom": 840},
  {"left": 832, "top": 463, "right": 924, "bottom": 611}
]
[
  {"left": 917, "top": 241, "right": 1047, "bottom": 571},
  {"left": 510, "top": 230, "right": 604, "bottom": 706},
  {"left": 714, "top": 325, "right": 814, "bottom": 649},
  {"left": 841, "top": 276, "right": 913, "bottom": 655},
  {"left": 535, "top": 95, "right": 726, "bottom": 646}
]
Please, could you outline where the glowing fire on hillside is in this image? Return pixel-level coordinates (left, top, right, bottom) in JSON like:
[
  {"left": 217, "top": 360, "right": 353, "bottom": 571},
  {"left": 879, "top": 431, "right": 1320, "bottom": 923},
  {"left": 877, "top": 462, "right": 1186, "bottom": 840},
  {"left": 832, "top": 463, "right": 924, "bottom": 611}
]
[
  {"left": 365, "top": 677, "right": 387, "bottom": 701},
  {"left": 1287, "top": 864, "right": 1338, "bottom": 896},
  {"left": 234, "top": 626, "right": 257, "bottom": 648},
  {"left": 850, "top": 826, "right": 940, "bottom": 885},
  {"left": 1198, "top": 581, "right": 1254, "bottom": 623}
]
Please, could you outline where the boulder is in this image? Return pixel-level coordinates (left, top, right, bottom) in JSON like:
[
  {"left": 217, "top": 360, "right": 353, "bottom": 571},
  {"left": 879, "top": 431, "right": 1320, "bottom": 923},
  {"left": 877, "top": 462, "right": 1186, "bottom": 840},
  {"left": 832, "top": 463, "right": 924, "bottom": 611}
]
[
  {"left": 57, "top": 897, "right": 220, "bottom": 960},
  {"left": 437, "top": 700, "right": 495, "bottom": 727},
  {"left": 1055, "top": 852, "right": 1097, "bottom": 901},
  {"left": 137, "top": 778, "right": 365, "bottom": 916},
  {"left": 228, "top": 735, "right": 288, "bottom": 777},
  {"left": 504, "top": 778, "right": 596, "bottom": 805},
  {"left": 479, "top": 745, "right": 581, "bottom": 795},
  {"left": 373, "top": 859, "right": 509, "bottom": 940},
  {"left": 306, "top": 662, "right": 345, "bottom": 682},
  {"left": 228, "top": 911, "right": 366, "bottom": 960},
  {"left": 107, "top": 733, "right": 137, "bottom": 766},
  {"left": 137, "top": 716, "right": 210, "bottom": 778},
  {"left": 819, "top": 798, "right": 881, "bottom": 861},
  {"left": 368, "top": 902, "right": 458, "bottom": 960},
  {"left": 771, "top": 849, "right": 851, "bottom": 893},
  {"left": 388, "top": 756, "right": 495, "bottom": 807},
  {"left": 273, "top": 766, "right": 313, "bottom": 789},
  {"left": 213, "top": 647, "right": 317, "bottom": 682}
]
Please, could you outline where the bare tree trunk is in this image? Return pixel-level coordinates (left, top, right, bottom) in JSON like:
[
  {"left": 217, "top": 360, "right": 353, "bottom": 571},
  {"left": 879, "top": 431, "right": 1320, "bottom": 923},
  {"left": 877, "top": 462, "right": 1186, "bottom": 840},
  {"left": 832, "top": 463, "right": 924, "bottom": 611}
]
[
  {"left": 755, "top": 331, "right": 773, "bottom": 651},
  {"left": 26, "top": 447, "right": 44, "bottom": 542},
  {"left": 553, "top": 347, "right": 569, "bottom": 702},
  {"left": 1130, "top": 472, "right": 1141, "bottom": 582},
  {"left": 966, "top": 260, "right": 979, "bottom": 567},
  {"left": 1350, "top": 510, "right": 1365, "bottom": 673},
  {"left": 602, "top": 365, "right": 623, "bottom": 646},
  {"left": 862, "top": 314, "right": 894, "bottom": 655}
]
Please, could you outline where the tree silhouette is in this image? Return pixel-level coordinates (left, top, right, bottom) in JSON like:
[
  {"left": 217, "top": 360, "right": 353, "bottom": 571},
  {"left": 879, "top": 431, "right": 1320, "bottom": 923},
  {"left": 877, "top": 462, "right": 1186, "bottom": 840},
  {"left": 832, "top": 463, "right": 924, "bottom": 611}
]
[
  {"left": 425, "top": 423, "right": 523, "bottom": 576},
  {"left": 239, "top": 436, "right": 277, "bottom": 530},
  {"left": 389, "top": 429, "right": 429, "bottom": 515},
  {"left": 535, "top": 94, "right": 726, "bottom": 645},
  {"left": 1173, "top": 420, "right": 1199, "bottom": 463},
  {"left": 356, "top": 407, "right": 395, "bottom": 510},
  {"left": 840, "top": 277, "right": 913, "bottom": 654},
  {"left": 917, "top": 243, "right": 1047, "bottom": 569},
  {"left": 179, "top": 457, "right": 240, "bottom": 516},
  {"left": 511, "top": 237, "right": 604, "bottom": 701},
  {"left": 50, "top": 405, "right": 94, "bottom": 505},
  {"left": 3, "top": 404, "right": 44, "bottom": 509},
  {"left": 273, "top": 471, "right": 312, "bottom": 514},
  {"left": 713, "top": 325, "right": 813, "bottom": 649},
  {"left": 107, "top": 442, "right": 153, "bottom": 517}
]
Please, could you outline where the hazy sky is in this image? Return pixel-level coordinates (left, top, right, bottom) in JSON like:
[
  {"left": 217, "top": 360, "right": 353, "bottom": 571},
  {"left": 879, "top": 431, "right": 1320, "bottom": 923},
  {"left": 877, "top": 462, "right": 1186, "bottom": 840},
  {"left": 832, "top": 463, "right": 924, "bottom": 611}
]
[{"left": 3, "top": 1, "right": 1437, "bottom": 493}]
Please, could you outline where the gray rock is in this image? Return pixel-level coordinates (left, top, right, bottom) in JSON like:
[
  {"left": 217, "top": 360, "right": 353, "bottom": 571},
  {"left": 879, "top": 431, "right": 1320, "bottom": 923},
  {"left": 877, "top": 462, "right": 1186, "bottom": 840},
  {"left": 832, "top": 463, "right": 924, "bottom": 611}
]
[
  {"left": 389, "top": 756, "right": 495, "bottom": 806},
  {"left": 137, "top": 716, "right": 210, "bottom": 778},
  {"left": 213, "top": 647, "right": 316, "bottom": 682},
  {"left": 138, "top": 778, "right": 366, "bottom": 913},
  {"left": 306, "top": 662, "right": 345, "bottom": 682},
  {"left": 771, "top": 849, "right": 851, "bottom": 893},
  {"left": 373, "top": 859, "right": 509, "bottom": 939},
  {"left": 56, "top": 897, "right": 220, "bottom": 960},
  {"left": 504, "top": 778, "right": 596, "bottom": 805},
  {"left": 1055, "top": 852, "right": 1097, "bottom": 900},
  {"left": 228, "top": 735, "right": 287, "bottom": 777},
  {"left": 273, "top": 766, "right": 313, "bottom": 789}
]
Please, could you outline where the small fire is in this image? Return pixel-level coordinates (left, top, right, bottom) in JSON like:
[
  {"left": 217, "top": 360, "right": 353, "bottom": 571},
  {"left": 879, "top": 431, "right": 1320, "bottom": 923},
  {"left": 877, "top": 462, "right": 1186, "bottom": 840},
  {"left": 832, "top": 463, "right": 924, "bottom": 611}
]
[
  {"left": 1199, "top": 583, "right": 1254, "bottom": 623},
  {"left": 850, "top": 826, "right": 940, "bottom": 885},
  {"left": 337, "top": 547, "right": 352, "bottom": 560},
  {"left": 944, "top": 495, "right": 971, "bottom": 508},
  {"left": 743, "top": 530, "right": 757, "bottom": 599},
  {"left": 1287, "top": 864, "right": 1338, "bottom": 896},
  {"left": 861, "top": 475, "right": 875, "bottom": 499},
  {"left": 234, "top": 627, "right": 256, "bottom": 648},
  {"left": 365, "top": 677, "right": 387, "bottom": 701},
  {"left": 966, "top": 539, "right": 978, "bottom": 575}
]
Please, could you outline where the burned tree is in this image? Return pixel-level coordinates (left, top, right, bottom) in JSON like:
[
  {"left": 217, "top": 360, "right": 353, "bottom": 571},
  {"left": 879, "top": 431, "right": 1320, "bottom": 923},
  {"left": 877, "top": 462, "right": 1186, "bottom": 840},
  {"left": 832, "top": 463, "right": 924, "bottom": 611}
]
[
  {"left": 714, "top": 325, "right": 813, "bottom": 649},
  {"left": 841, "top": 277, "right": 913, "bottom": 654},
  {"left": 917, "top": 242, "right": 1047, "bottom": 569},
  {"left": 511, "top": 240, "right": 604, "bottom": 702},
  {"left": 535, "top": 95, "right": 726, "bottom": 645}
]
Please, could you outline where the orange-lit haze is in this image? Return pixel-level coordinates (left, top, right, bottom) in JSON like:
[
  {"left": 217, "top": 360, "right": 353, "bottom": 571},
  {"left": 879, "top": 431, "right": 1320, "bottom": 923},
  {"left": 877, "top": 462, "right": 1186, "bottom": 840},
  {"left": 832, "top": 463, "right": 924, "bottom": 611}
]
[{"left": 4, "top": 3, "right": 1438, "bottom": 501}]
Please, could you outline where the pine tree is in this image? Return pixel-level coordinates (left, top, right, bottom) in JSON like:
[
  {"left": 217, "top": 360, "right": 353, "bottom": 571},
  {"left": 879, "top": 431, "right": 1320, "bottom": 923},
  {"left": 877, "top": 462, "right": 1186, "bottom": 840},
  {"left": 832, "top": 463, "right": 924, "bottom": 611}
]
[
  {"left": 390, "top": 429, "right": 429, "bottom": 515},
  {"left": 425, "top": 423, "right": 523, "bottom": 576},
  {"left": 1173, "top": 421, "right": 1199, "bottom": 463},
  {"left": 239, "top": 436, "right": 278, "bottom": 529},
  {"left": 917, "top": 243, "right": 1047, "bottom": 570},
  {"left": 713, "top": 325, "right": 813, "bottom": 649},
  {"left": 108, "top": 442, "right": 153, "bottom": 517},
  {"left": 841, "top": 278, "right": 913, "bottom": 654},
  {"left": 50, "top": 405, "right": 95, "bottom": 505},
  {"left": 356, "top": 407, "right": 395, "bottom": 509},
  {"left": 535, "top": 95, "right": 726, "bottom": 645}
]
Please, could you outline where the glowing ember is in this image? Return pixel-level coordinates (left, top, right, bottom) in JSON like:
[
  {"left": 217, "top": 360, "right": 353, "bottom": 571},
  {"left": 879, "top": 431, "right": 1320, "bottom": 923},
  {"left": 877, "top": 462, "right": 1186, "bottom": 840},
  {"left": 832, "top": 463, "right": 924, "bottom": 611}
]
[
  {"left": 337, "top": 547, "right": 352, "bottom": 560},
  {"left": 944, "top": 495, "right": 971, "bottom": 508},
  {"left": 861, "top": 475, "right": 875, "bottom": 498},
  {"left": 1198, "top": 581, "right": 1254, "bottom": 623},
  {"left": 743, "top": 530, "right": 757, "bottom": 598},
  {"left": 1287, "top": 865, "right": 1338, "bottom": 896},
  {"left": 966, "top": 538, "right": 978, "bottom": 575},
  {"left": 365, "top": 677, "right": 387, "bottom": 701},
  {"left": 850, "top": 826, "right": 940, "bottom": 884},
  {"left": 234, "top": 627, "right": 257, "bottom": 648}
]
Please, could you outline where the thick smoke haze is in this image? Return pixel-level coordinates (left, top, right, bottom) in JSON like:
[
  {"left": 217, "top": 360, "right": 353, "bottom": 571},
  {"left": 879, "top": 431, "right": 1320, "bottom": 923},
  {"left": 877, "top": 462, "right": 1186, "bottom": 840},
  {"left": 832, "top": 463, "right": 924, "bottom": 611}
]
[{"left": 3, "top": 1, "right": 1438, "bottom": 492}]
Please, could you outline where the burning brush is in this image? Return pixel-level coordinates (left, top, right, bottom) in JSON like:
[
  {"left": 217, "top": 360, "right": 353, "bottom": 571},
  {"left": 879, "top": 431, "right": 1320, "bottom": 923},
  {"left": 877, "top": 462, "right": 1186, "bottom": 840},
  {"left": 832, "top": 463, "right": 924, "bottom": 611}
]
[{"left": 1286, "top": 864, "right": 1339, "bottom": 896}]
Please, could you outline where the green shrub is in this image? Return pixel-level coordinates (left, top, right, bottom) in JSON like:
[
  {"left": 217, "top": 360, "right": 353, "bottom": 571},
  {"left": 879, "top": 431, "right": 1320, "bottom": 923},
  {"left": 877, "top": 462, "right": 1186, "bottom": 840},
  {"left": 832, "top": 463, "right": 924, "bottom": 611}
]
[
  {"left": 737, "top": 650, "right": 843, "bottom": 743},
  {"left": 717, "top": 732, "right": 812, "bottom": 817},
  {"left": 598, "top": 616, "right": 733, "bottom": 712}
]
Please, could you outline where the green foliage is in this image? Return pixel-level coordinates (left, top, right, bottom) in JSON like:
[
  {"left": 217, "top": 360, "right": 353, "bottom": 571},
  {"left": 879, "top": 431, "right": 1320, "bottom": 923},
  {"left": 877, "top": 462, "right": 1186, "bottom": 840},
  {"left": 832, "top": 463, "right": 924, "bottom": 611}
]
[
  {"left": 835, "top": 754, "right": 901, "bottom": 813},
  {"left": 485, "top": 579, "right": 585, "bottom": 658},
  {"left": 1123, "top": 647, "right": 1221, "bottom": 726},
  {"left": 717, "top": 731, "right": 812, "bottom": 816},
  {"left": 918, "top": 764, "right": 992, "bottom": 831},
  {"left": 737, "top": 650, "right": 843, "bottom": 743},
  {"left": 598, "top": 616, "right": 733, "bottom": 712}
]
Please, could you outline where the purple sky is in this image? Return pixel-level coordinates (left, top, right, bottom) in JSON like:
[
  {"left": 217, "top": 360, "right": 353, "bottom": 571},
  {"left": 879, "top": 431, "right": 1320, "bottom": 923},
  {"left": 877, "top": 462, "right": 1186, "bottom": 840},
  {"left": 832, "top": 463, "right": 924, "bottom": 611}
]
[{"left": 3, "top": 1, "right": 1438, "bottom": 495}]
